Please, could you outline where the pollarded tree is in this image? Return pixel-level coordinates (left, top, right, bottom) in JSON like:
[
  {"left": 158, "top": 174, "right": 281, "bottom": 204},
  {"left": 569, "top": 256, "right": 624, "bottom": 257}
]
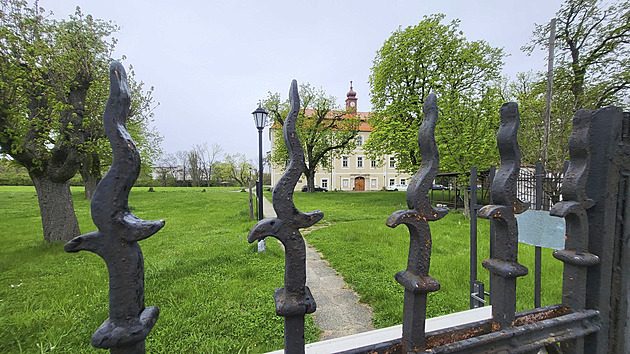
[
  {"left": 366, "top": 14, "right": 505, "bottom": 176},
  {"left": 0, "top": 1, "right": 121, "bottom": 241},
  {"left": 200, "top": 143, "right": 222, "bottom": 187},
  {"left": 184, "top": 143, "right": 223, "bottom": 187},
  {"left": 264, "top": 83, "right": 360, "bottom": 192},
  {"left": 155, "top": 152, "right": 178, "bottom": 187},
  {"left": 187, "top": 149, "right": 204, "bottom": 187}
]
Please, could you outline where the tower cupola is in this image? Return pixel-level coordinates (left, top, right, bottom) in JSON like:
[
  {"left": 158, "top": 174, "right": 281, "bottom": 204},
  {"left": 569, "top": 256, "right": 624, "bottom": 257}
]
[{"left": 345, "top": 81, "right": 357, "bottom": 112}]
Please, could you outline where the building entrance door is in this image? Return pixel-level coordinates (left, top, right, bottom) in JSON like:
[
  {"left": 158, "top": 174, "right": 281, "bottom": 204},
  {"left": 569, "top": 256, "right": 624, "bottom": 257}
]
[{"left": 354, "top": 177, "right": 365, "bottom": 191}]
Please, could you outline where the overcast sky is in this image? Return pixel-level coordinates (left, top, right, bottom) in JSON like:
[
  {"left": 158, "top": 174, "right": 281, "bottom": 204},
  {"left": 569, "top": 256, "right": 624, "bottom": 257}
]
[{"left": 43, "top": 0, "right": 563, "bottom": 162}]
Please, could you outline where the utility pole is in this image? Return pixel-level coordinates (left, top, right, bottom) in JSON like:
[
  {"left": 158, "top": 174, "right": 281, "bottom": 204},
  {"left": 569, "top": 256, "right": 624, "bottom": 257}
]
[{"left": 543, "top": 18, "right": 556, "bottom": 170}]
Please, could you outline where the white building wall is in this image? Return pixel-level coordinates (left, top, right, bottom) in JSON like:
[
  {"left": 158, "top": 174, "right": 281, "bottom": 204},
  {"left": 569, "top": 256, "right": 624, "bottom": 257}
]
[{"left": 270, "top": 129, "right": 412, "bottom": 191}]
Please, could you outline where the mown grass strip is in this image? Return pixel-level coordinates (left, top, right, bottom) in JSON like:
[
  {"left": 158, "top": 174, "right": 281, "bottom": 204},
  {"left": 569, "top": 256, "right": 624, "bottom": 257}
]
[
  {"left": 0, "top": 187, "right": 562, "bottom": 352},
  {"left": 292, "top": 191, "right": 563, "bottom": 328},
  {"left": 0, "top": 186, "right": 318, "bottom": 353}
]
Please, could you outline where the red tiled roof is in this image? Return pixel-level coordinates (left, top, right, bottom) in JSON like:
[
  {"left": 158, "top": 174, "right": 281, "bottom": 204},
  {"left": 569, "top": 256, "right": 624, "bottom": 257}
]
[
  {"left": 271, "top": 109, "right": 373, "bottom": 132},
  {"left": 355, "top": 111, "right": 372, "bottom": 132}
]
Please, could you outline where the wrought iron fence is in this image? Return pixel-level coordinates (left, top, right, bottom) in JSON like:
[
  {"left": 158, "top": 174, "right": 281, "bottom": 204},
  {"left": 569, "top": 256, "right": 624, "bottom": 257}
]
[
  {"left": 517, "top": 165, "right": 565, "bottom": 211},
  {"left": 67, "top": 66, "right": 630, "bottom": 353},
  {"left": 431, "top": 170, "right": 493, "bottom": 211},
  {"left": 434, "top": 163, "right": 562, "bottom": 213},
  {"left": 469, "top": 162, "right": 566, "bottom": 310}
]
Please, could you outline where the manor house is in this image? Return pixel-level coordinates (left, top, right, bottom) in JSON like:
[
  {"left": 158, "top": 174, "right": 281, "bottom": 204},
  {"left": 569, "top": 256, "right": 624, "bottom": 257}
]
[{"left": 270, "top": 83, "right": 411, "bottom": 191}]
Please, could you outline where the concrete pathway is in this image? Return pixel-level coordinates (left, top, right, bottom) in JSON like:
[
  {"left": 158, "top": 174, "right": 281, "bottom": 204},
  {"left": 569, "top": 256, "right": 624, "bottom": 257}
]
[{"left": 261, "top": 197, "right": 374, "bottom": 340}]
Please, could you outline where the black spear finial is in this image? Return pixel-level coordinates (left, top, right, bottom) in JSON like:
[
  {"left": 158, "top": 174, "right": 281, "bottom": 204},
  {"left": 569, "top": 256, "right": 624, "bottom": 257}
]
[
  {"left": 65, "top": 62, "right": 164, "bottom": 353},
  {"left": 478, "top": 102, "right": 529, "bottom": 330},
  {"left": 248, "top": 79, "right": 322, "bottom": 353},
  {"left": 386, "top": 93, "right": 448, "bottom": 352},
  {"left": 549, "top": 109, "right": 600, "bottom": 352},
  {"left": 550, "top": 110, "right": 600, "bottom": 303}
]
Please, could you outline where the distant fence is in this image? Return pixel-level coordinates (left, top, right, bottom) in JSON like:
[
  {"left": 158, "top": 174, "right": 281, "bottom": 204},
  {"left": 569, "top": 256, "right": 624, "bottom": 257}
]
[
  {"left": 469, "top": 162, "right": 567, "bottom": 312},
  {"left": 433, "top": 164, "right": 564, "bottom": 212},
  {"left": 430, "top": 169, "right": 493, "bottom": 210},
  {"left": 517, "top": 164, "right": 565, "bottom": 211}
]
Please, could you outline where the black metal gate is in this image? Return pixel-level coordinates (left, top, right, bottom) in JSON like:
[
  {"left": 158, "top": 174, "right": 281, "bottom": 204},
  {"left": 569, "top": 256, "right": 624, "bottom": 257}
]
[{"left": 66, "top": 68, "right": 630, "bottom": 353}]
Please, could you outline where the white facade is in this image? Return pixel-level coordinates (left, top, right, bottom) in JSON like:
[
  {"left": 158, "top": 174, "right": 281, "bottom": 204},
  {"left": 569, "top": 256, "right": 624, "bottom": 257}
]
[
  {"left": 270, "top": 130, "right": 411, "bottom": 191},
  {"left": 270, "top": 83, "right": 411, "bottom": 191}
]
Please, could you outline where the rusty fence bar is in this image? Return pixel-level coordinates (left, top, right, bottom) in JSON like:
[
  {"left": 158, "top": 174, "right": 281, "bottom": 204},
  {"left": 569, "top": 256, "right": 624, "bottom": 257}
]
[
  {"left": 469, "top": 166, "right": 490, "bottom": 309},
  {"left": 550, "top": 109, "right": 599, "bottom": 353},
  {"left": 534, "top": 162, "right": 543, "bottom": 309},
  {"left": 255, "top": 100, "right": 628, "bottom": 353},
  {"left": 342, "top": 103, "right": 606, "bottom": 354},
  {"left": 575, "top": 107, "right": 627, "bottom": 353},
  {"left": 248, "top": 80, "right": 322, "bottom": 354},
  {"left": 386, "top": 93, "right": 449, "bottom": 352},
  {"left": 469, "top": 166, "right": 479, "bottom": 309},
  {"left": 488, "top": 165, "right": 496, "bottom": 306},
  {"left": 478, "top": 102, "right": 529, "bottom": 330},
  {"left": 65, "top": 62, "right": 164, "bottom": 353},
  {"left": 475, "top": 161, "right": 550, "bottom": 310}
]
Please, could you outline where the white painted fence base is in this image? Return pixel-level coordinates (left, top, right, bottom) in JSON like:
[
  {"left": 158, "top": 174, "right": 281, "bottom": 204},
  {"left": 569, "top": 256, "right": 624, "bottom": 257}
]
[{"left": 267, "top": 306, "right": 492, "bottom": 354}]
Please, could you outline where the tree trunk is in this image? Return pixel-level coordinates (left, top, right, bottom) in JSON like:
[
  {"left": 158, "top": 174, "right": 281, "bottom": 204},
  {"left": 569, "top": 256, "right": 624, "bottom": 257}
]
[
  {"left": 30, "top": 173, "right": 81, "bottom": 242},
  {"left": 463, "top": 187, "right": 471, "bottom": 219},
  {"left": 248, "top": 178, "right": 255, "bottom": 220},
  {"left": 160, "top": 173, "right": 168, "bottom": 187},
  {"left": 570, "top": 61, "right": 586, "bottom": 111},
  {"left": 80, "top": 152, "right": 102, "bottom": 200},
  {"left": 83, "top": 174, "right": 100, "bottom": 200},
  {"left": 305, "top": 169, "right": 315, "bottom": 193}
]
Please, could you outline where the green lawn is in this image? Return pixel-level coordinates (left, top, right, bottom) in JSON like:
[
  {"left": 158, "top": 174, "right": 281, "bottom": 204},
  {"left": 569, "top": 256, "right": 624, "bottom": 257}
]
[
  {"left": 291, "top": 191, "right": 563, "bottom": 328},
  {"left": 0, "top": 186, "right": 318, "bottom": 353},
  {"left": 0, "top": 187, "right": 563, "bottom": 353}
]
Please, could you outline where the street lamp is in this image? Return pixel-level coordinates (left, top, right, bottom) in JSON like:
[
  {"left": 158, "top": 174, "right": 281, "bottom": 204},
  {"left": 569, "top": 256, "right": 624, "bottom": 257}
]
[{"left": 252, "top": 103, "right": 268, "bottom": 251}]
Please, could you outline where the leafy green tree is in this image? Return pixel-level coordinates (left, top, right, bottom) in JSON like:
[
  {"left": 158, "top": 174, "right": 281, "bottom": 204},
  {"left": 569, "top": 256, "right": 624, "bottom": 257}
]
[
  {"left": 507, "top": 72, "right": 565, "bottom": 206},
  {"left": 0, "top": 1, "right": 160, "bottom": 240},
  {"left": 0, "top": 1, "right": 117, "bottom": 241},
  {"left": 218, "top": 153, "right": 254, "bottom": 187},
  {"left": 78, "top": 63, "right": 161, "bottom": 199},
  {"left": 510, "top": 72, "right": 547, "bottom": 167},
  {"left": 211, "top": 162, "right": 230, "bottom": 186},
  {"left": 515, "top": 0, "right": 630, "bottom": 178},
  {"left": 509, "top": 72, "right": 575, "bottom": 174},
  {"left": 366, "top": 14, "right": 505, "bottom": 177},
  {"left": 524, "top": 0, "right": 630, "bottom": 112},
  {"left": 264, "top": 83, "right": 360, "bottom": 192}
]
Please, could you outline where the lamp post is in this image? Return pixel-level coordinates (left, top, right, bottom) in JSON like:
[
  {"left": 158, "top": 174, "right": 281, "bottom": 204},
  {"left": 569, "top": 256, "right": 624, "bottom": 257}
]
[{"left": 252, "top": 103, "right": 268, "bottom": 252}]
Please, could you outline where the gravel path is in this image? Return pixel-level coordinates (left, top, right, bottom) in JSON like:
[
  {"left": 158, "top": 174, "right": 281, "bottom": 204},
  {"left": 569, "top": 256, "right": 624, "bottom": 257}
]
[{"left": 261, "top": 196, "right": 375, "bottom": 340}]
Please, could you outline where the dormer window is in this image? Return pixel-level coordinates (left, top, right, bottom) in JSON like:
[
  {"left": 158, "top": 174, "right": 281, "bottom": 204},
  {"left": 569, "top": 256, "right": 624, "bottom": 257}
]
[{"left": 356, "top": 135, "right": 363, "bottom": 147}]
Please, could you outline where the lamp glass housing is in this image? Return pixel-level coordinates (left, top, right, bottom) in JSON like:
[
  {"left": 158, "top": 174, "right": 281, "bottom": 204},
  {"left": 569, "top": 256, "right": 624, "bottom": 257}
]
[{"left": 252, "top": 105, "right": 268, "bottom": 129}]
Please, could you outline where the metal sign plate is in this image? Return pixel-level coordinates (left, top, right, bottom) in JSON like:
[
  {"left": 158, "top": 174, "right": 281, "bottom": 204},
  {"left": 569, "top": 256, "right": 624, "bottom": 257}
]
[{"left": 516, "top": 209, "right": 565, "bottom": 249}]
